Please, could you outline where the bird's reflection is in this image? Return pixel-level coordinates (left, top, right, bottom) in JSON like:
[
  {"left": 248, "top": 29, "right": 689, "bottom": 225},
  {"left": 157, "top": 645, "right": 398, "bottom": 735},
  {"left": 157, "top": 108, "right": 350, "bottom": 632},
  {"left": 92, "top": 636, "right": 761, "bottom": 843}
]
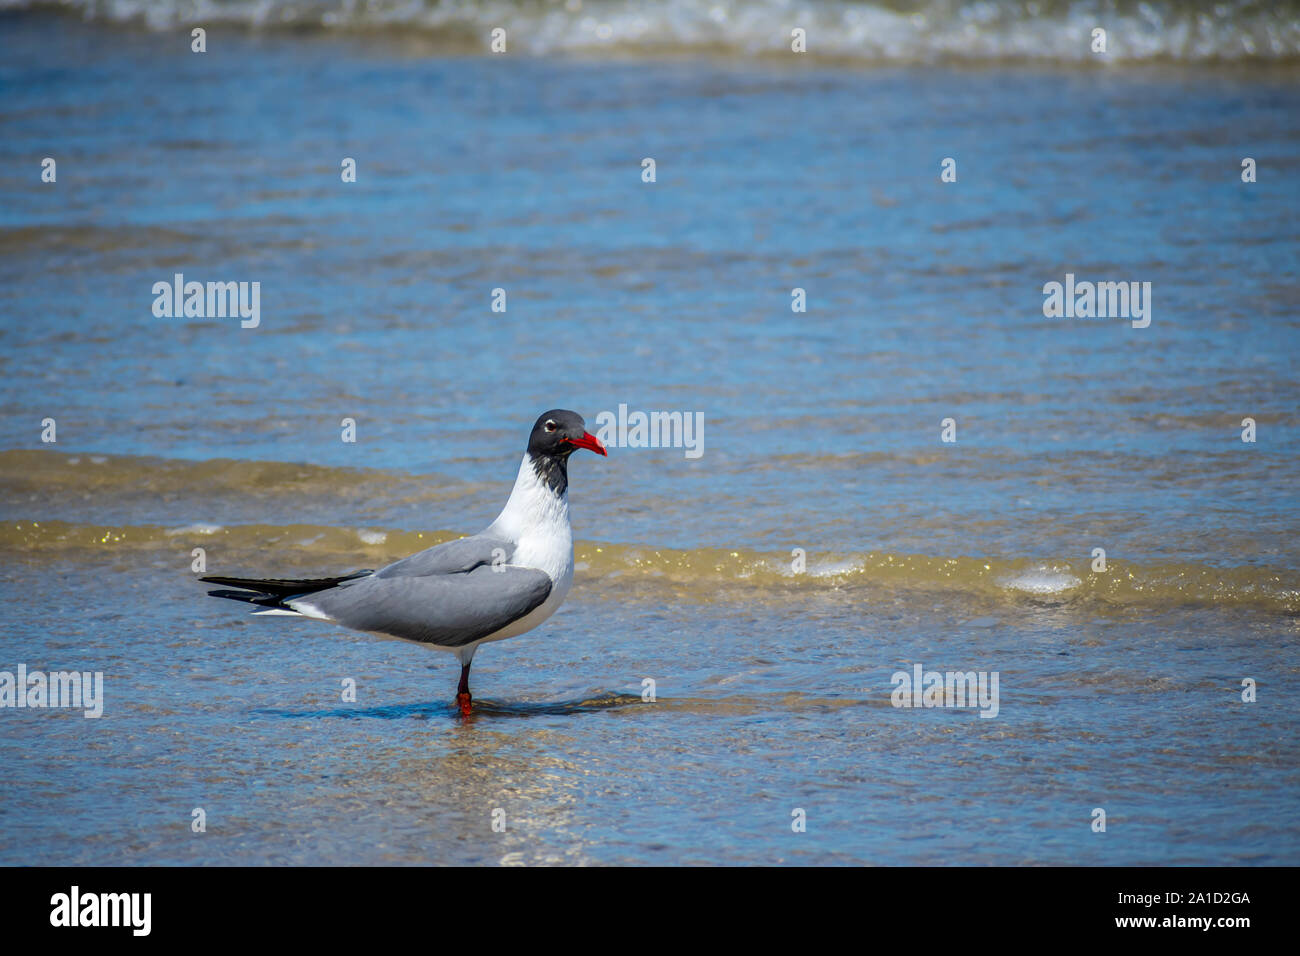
[{"left": 252, "top": 691, "right": 644, "bottom": 722}]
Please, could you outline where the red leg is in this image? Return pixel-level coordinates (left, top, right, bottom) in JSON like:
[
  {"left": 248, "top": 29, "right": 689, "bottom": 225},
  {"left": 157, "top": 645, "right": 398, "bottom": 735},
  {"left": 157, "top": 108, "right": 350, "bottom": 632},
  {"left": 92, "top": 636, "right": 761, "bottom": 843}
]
[{"left": 456, "top": 662, "right": 473, "bottom": 716}]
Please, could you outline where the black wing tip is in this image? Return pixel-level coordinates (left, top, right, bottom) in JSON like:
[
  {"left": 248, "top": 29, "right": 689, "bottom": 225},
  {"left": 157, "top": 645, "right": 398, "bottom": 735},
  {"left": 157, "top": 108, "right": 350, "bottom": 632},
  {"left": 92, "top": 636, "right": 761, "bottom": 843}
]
[
  {"left": 200, "top": 575, "right": 255, "bottom": 588},
  {"left": 200, "top": 570, "right": 374, "bottom": 594}
]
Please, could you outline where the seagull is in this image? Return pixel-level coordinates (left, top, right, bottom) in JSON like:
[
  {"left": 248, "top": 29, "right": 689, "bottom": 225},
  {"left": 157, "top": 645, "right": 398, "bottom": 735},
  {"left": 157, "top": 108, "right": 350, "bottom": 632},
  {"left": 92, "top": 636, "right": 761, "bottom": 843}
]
[{"left": 202, "top": 409, "right": 607, "bottom": 716}]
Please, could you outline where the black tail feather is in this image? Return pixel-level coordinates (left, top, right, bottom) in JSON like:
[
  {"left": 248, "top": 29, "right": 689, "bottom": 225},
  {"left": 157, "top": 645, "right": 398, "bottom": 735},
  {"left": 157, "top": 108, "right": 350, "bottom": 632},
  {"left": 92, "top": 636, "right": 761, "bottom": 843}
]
[{"left": 201, "top": 570, "right": 373, "bottom": 608}]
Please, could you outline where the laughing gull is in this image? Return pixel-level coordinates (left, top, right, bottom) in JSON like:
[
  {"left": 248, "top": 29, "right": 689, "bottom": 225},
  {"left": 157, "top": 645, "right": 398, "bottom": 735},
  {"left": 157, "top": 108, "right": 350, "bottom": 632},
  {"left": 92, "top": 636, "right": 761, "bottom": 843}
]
[{"left": 202, "top": 409, "right": 607, "bottom": 716}]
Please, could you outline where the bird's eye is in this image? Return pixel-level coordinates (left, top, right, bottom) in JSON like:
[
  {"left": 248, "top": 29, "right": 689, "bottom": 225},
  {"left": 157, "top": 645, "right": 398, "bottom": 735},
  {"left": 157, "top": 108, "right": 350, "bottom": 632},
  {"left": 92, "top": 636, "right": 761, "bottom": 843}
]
[{"left": 544, "top": 421, "right": 557, "bottom": 432}]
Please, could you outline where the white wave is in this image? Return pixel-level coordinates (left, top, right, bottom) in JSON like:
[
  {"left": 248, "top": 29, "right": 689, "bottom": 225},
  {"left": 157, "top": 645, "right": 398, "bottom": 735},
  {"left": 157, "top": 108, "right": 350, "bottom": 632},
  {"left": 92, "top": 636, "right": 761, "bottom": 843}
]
[
  {"left": 6, "top": 0, "right": 1298, "bottom": 62},
  {"left": 998, "top": 567, "right": 1082, "bottom": 595},
  {"left": 165, "top": 522, "right": 223, "bottom": 536}
]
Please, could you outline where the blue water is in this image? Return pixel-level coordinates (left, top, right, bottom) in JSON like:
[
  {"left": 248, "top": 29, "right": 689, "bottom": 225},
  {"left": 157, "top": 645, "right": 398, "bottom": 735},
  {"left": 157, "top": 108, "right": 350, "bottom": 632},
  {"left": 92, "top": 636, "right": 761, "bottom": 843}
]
[{"left": 0, "top": 11, "right": 1298, "bottom": 864}]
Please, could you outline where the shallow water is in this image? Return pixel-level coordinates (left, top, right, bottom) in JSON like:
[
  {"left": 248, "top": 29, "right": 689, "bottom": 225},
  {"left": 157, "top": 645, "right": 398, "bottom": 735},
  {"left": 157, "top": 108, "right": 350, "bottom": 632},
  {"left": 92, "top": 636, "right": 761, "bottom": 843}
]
[{"left": 1, "top": 9, "right": 1298, "bottom": 864}]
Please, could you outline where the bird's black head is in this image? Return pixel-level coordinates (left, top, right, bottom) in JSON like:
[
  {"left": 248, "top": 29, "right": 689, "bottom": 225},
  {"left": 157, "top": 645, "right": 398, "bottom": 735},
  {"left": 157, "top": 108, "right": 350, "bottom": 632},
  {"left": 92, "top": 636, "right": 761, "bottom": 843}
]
[
  {"left": 527, "top": 409, "right": 607, "bottom": 460},
  {"left": 526, "top": 409, "right": 607, "bottom": 494}
]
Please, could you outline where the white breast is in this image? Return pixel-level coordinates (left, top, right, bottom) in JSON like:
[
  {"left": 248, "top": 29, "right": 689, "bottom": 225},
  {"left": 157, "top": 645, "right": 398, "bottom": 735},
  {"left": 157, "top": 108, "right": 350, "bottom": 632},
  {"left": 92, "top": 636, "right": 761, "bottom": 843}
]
[
  {"left": 487, "top": 454, "right": 573, "bottom": 580},
  {"left": 454, "top": 455, "right": 575, "bottom": 660}
]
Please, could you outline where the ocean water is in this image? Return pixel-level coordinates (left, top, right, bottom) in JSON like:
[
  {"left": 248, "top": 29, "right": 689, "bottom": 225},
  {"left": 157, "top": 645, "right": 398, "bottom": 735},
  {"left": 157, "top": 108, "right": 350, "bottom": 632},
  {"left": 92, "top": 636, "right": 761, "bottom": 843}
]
[{"left": 1, "top": 3, "right": 1298, "bottom": 865}]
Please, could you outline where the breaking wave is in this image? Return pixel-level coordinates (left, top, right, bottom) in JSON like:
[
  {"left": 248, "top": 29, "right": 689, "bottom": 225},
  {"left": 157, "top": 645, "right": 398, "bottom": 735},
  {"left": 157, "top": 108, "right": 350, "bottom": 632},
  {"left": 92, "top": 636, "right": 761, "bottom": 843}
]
[
  {"left": 6, "top": 0, "right": 1299, "bottom": 63},
  {"left": 4, "top": 518, "right": 1297, "bottom": 614},
  {"left": 4, "top": 448, "right": 1296, "bottom": 614}
]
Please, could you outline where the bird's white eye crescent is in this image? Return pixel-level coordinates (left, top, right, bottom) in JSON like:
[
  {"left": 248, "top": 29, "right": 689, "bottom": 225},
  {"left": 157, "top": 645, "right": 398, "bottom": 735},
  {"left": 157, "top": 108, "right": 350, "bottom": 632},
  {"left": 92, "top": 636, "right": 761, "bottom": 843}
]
[{"left": 544, "top": 420, "right": 557, "bottom": 432}]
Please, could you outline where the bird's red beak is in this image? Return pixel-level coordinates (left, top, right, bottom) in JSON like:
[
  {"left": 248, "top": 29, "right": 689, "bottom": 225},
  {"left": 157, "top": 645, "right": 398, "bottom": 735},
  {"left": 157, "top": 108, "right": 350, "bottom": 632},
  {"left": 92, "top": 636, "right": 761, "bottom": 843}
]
[{"left": 563, "top": 432, "right": 608, "bottom": 456}]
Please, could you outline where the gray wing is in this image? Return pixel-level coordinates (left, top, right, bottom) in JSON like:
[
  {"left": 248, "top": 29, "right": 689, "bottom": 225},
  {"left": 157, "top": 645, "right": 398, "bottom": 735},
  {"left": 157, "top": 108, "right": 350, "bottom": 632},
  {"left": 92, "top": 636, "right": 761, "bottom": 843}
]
[
  {"left": 372, "top": 533, "right": 513, "bottom": 579},
  {"left": 292, "top": 564, "right": 552, "bottom": 647}
]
